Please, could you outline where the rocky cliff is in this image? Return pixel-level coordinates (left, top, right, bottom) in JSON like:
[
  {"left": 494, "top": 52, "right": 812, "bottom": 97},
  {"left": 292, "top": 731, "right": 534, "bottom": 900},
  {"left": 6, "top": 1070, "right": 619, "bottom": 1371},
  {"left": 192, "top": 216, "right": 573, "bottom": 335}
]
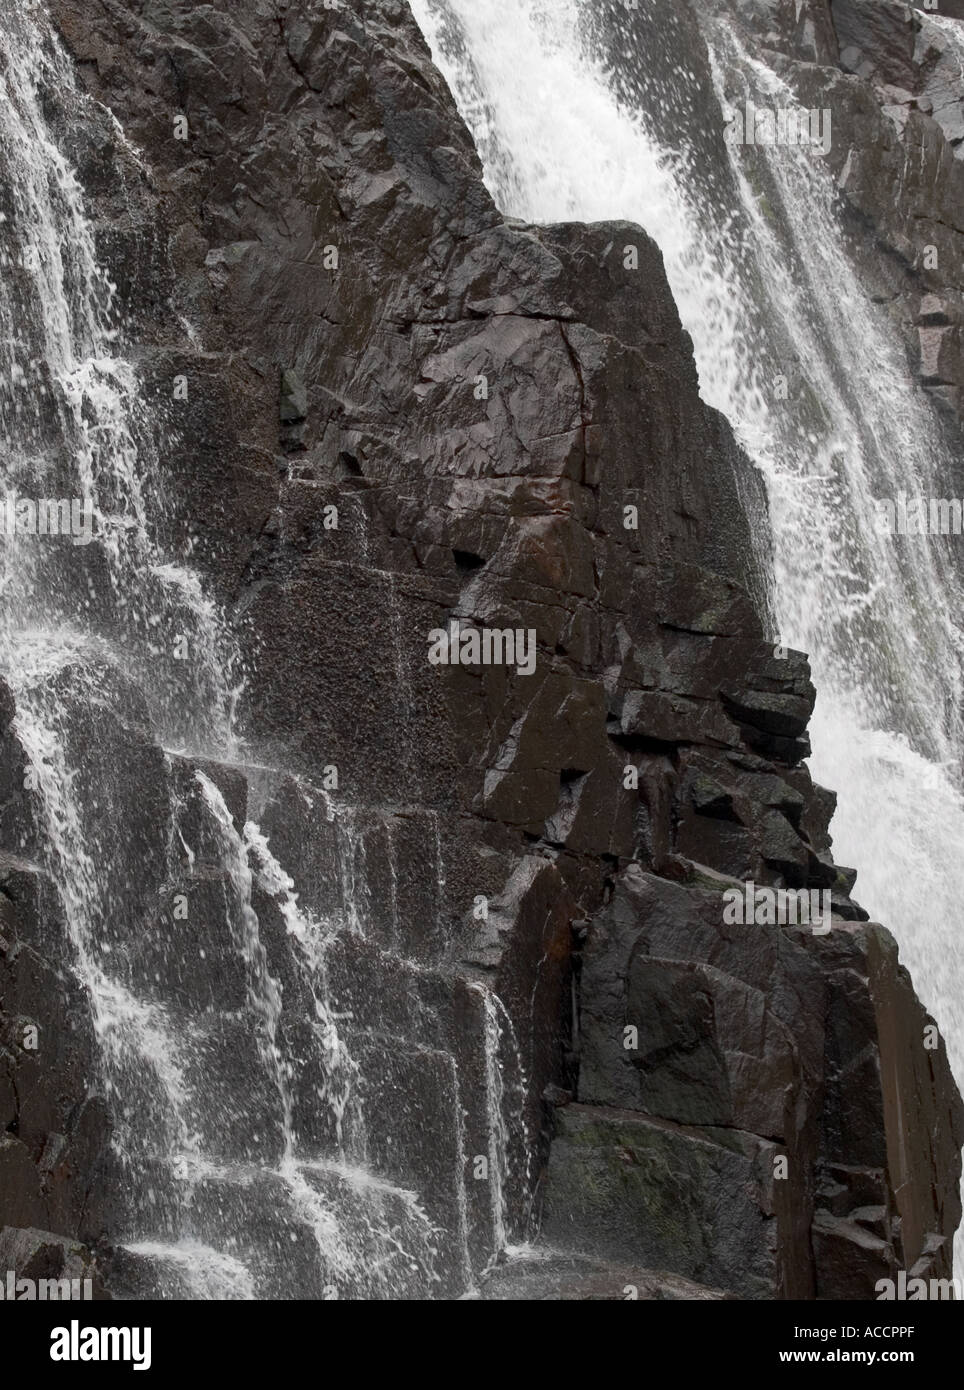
[
  {"left": 0, "top": 0, "right": 961, "bottom": 1300},
  {"left": 712, "top": 0, "right": 964, "bottom": 438}
]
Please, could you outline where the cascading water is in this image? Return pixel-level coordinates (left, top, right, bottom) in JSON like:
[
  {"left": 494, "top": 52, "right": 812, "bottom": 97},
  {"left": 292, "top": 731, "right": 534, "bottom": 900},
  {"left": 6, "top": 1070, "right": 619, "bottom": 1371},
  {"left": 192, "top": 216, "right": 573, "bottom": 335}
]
[
  {"left": 0, "top": 7, "right": 529, "bottom": 1298},
  {"left": 0, "top": 22, "right": 242, "bottom": 756},
  {"left": 410, "top": 0, "right": 964, "bottom": 1251},
  {"left": 13, "top": 0, "right": 956, "bottom": 1301}
]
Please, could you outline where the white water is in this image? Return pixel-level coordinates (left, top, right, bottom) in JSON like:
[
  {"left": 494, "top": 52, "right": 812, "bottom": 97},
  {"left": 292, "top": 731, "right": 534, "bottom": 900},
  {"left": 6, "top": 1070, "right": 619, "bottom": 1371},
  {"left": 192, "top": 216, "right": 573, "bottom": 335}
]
[
  {"left": 8, "top": 0, "right": 954, "bottom": 1298},
  {"left": 473, "top": 983, "right": 510, "bottom": 1254},
  {"left": 243, "top": 817, "right": 359, "bottom": 1145},
  {"left": 0, "top": 16, "right": 242, "bottom": 756},
  {"left": 411, "top": 0, "right": 964, "bottom": 1248},
  {"left": 470, "top": 979, "right": 536, "bottom": 1264},
  {"left": 0, "top": 12, "right": 465, "bottom": 1298},
  {"left": 123, "top": 1239, "right": 257, "bottom": 1300}
]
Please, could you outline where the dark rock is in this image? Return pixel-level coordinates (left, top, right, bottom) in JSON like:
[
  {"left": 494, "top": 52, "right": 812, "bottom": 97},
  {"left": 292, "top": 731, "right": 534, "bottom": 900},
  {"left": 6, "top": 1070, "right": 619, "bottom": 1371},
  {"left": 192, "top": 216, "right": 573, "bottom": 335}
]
[
  {"left": 542, "top": 1103, "right": 787, "bottom": 1298},
  {"left": 0, "top": 1226, "right": 107, "bottom": 1299},
  {"left": 471, "top": 1249, "right": 732, "bottom": 1301},
  {"left": 0, "top": 0, "right": 952, "bottom": 1304}
]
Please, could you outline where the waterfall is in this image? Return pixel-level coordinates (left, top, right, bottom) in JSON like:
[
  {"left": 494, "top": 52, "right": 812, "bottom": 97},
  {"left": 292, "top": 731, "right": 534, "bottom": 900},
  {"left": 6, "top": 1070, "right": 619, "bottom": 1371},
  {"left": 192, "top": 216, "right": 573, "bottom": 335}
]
[
  {"left": 410, "top": 0, "right": 964, "bottom": 1240},
  {"left": 0, "top": 10, "right": 510, "bottom": 1299},
  {"left": 0, "top": 21, "right": 241, "bottom": 756},
  {"left": 471, "top": 982, "right": 534, "bottom": 1262},
  {"left": 8, "top": 0, "right": 958, "bottom": 1300}
]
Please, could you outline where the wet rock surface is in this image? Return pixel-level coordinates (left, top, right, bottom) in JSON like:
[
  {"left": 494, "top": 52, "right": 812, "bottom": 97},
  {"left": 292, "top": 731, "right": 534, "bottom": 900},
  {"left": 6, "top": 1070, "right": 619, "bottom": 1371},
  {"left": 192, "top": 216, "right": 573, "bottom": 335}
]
[
  {"left": 717, "top": 0, "right": 964, "bottom": 431},
  {"left": 0, "top": 0, "right": 960, "bottom": 1299}
]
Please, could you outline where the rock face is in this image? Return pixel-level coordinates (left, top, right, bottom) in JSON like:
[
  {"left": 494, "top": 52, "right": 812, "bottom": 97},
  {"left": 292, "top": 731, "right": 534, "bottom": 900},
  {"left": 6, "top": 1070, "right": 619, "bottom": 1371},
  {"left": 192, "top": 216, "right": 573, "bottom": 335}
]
[
  {"left": 828, "top": 1, "right": 964, "bottom": 430},
  {"left": 0, "top": 0, "right": 961, "bottom": 1299},
  {"left": 708, "top": 0, "right": 964, "bottom": 434},
  {"left": 546, "top": 873, "right": 962, "bottom": 1298}
]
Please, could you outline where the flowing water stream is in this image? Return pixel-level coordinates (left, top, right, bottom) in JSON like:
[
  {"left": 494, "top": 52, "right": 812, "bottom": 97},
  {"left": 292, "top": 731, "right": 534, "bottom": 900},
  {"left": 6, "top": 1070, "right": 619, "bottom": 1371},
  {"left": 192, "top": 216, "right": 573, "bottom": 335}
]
[
  {"left": 0, "top": 4, "right": 527, "bottom": 1298},
  {"left": 5, "top": 0, "right": 962, "bottom": 1297},
  {"left": 410, "top": 0, "right": 964, "bottom": 1253}
]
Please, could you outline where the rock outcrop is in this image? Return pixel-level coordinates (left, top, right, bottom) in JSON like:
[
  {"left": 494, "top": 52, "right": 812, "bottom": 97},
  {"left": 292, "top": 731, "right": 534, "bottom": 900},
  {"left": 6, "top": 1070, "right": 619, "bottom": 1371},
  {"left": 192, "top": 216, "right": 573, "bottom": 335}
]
[
  {"left": 0, "top": 0, "right": 961, "bottom": 1299},
  {"left": 709, "top": 0, "right": 964, "bottom": 434}
]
